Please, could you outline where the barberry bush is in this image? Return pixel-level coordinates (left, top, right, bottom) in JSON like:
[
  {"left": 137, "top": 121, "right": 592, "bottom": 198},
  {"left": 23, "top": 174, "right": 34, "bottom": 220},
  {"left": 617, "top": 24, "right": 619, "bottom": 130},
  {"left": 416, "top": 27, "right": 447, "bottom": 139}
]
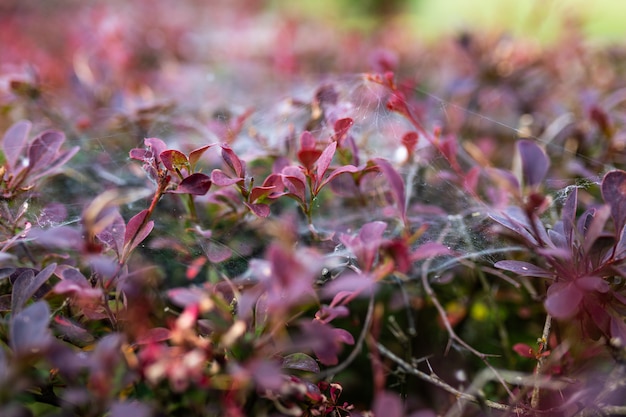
[{"left": 2, "top": 1, "right": 626, "bottom": 416}]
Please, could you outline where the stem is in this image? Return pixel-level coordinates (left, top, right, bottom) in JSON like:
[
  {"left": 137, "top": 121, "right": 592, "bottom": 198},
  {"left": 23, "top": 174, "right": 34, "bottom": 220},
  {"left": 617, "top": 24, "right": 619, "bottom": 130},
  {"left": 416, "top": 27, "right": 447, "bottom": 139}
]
[{"left": 531, "top": 314, "right": 552, "bottom": 409}]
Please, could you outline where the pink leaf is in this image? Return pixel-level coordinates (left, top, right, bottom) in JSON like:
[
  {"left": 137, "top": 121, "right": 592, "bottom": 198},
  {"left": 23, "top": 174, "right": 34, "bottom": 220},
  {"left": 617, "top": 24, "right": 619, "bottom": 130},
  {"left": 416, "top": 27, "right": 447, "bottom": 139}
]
[
  {"left": 300, "top": 131, "right": 316, "bottom": 150},
  {"left": 2, "top": 120, "right": 30, "bottom": 169},
  {"left": 513, "top": 343, "right": 535, "bottom": 358},
  {"left": 545, "top": 282, "right": 583, "bottom": 318},
  {"left": 373, "top": 157, "right": 406, "bottom": 223},
  {"left": 144, "top": 138, "right": 167, "bottom": 163},
  {"left": 170, "top": 173, "right": 212, "bottom": 195},
  {"left": 316, "top": 164, "right": 359, "bottom": 194},
  {"left": 211, "top": 169, "right": 242, "bottom": 186},
  {"left": 411, "top": 242, "right": 452, "bottom": 261}
]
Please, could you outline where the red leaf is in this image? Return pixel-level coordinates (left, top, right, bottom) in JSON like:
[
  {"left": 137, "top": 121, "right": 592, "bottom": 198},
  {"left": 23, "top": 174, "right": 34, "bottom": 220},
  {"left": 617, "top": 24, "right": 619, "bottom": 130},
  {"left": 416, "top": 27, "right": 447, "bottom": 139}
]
[
  {"left": 124, "top": 210, "right": 154, "bottom": 253},
  {"left": 402, "top": 131, "right": 419, "bottom": 156},
  {"left": 333, "top": 117, "right": 354, "bottom": 144},
  {"left": 171, "top": 173, "right": 212, "bottom": 195},
  {"left": 249, "top": 185, "right": 277, "bottom": 203},
  {"left": 245, "top": 202, "right": 271, "bottom": 217},
  {"left": 160, "top": 149, "right": 189, "bottom": 172},
  {"left": 2, "top": 120, "right": 30, "bottom": 169},
  {"left": 188, "top": 144, "right": 213, "bottom": 169},
  {"left": 298, "top": 149, "right": 323, "bottom": 172},
  {"left": 220, "top": 144, "right": 244, "bottom": 178},
  {"left": 135, "top": 327, "right": 171, "bottom": 345}
]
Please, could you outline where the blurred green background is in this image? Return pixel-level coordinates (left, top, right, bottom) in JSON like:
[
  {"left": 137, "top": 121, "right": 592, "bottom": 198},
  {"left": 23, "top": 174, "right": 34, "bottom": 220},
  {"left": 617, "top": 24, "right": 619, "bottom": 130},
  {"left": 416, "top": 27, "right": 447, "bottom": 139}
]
[{"left": 270, "top": 0, "right": 626, "bottom": 44}]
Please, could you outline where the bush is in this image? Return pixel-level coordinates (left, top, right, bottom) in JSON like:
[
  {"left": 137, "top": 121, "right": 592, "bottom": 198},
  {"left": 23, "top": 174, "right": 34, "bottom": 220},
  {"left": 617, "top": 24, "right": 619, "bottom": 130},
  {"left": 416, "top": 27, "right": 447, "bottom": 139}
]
[{"left": 2, "top": 2, "right": 626, "bottom": 416}]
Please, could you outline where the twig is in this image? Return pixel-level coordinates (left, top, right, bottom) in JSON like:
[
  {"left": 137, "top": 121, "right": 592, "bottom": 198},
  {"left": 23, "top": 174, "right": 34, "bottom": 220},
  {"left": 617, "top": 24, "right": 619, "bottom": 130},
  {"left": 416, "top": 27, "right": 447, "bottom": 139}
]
[
  {"left": 421, "top": 222, "right": 516, "bottom": 400},
  {"left": 531, "top": 313, "right": 552, "bottom": 408},
  {"left": 376, "top": 342, "right": 521, "bottom": 414}
]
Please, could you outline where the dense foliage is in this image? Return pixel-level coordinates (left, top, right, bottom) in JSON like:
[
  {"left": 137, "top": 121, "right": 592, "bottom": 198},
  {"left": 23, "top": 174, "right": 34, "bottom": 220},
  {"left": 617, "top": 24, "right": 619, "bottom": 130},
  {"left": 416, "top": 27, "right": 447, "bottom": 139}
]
[{"left": 2, "top": 1, "right": 626, "bottom": 416}]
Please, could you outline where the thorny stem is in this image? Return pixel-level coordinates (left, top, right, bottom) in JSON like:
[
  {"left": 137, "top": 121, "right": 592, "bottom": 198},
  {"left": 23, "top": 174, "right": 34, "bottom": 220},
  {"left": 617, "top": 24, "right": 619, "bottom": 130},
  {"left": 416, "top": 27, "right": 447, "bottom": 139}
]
[
  {"left": 421, "top": 221, "right": 516, "bottom": 400},
  {"left": 375, "top": 342, "right": 524, "bottom": 414},
  {"left": 531, "top": 313, "right": 552, "bottom": 409}
]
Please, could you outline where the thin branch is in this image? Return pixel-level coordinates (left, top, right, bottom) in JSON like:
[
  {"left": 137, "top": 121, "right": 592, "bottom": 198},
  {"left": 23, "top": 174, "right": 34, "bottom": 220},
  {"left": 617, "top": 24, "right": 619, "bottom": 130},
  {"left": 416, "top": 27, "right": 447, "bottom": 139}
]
[
  {"left": 376, "top": 342, "right": 522, "bottom": 414},
  {"left": 531, "top": 313, "right": 552, "bottom": 408},
  {"left": 421, "top": 222, "right": 516, "bottom": 400}
]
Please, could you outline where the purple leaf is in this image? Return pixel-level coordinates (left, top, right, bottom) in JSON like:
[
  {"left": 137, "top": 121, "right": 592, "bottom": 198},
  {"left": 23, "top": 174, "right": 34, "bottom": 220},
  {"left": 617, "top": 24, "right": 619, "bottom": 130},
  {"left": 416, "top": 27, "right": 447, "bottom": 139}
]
[
  {"left": 373, "top": 391, "right": 404, "bottom": 417},
  {"left": 315, "top": 141, "right": 337, "bottom": 185},
  {"left": 545, "top": 282, "right": 582, "bottom": 318},
  {"left": 582, "top": 205, "right": 611, "bottom": 253},
  {"left": 10, "top": 300, "right": 52, "bottom": 357},
  {"left": 562, "top": 187, "right": 578, "bottom": 246},
  {"left": 123, "top": 209, "right": 154, "bottom": 254},
  {"left": 373, "top": 157, "right": 407, "bottom": 223},
  {"left": 54, "top": 266, "right": 102, "bottom": 300},
  {"left": 210, "top": 169, "right": 242, "bottom": 186},
  {"left": 27, "top": 130, "right": 64, "bottom": 172},
  {"left": 11, "top": 263, "right": 56, "bottom": 313},
  {"left": 96, "top": 210, "right": 125, "bottom": 257},
  {"left": 576, "top": 276, "right": 610, "bottom": 293},
  {"left": 220, "top": 144, "right": 244, "bottom": 178},
  {"left": 2, "top": 120, "right": 30, "bottom": 169},
  {"left": 494, "top": 260, "right": 553, "bottom": 278},
  {"left": 518, "top": 140, "right": 549, "bottom": 188},
  {"left": 109, "top": 401, "right": 152, "bottom": 417},
  {"left": 28, "top": 145, "right": 79, "bottom": 182},
  {"left": 602, "top": 170, "right": 626, "bottom": 238},
  {"left": 160, "top": 149, "right": 189, "bottom": 172},
  {"left": 282, "top": 353, "right": 320, "bottom": 374},
  {"left": 171, "top": 173, "right": 212, "bottom": 195}
]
